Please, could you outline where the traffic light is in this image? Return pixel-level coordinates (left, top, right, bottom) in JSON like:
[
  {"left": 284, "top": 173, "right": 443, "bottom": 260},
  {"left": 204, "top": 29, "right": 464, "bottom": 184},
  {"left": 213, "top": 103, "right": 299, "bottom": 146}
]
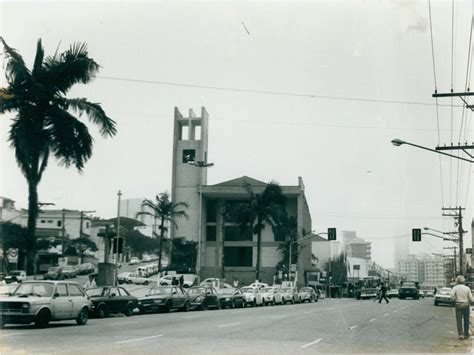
[
  {"left": 328, "top": 228, "right": 337, "bottom": 241},
  {"left": 412, "top": 228, "right": 422, "bottom": 242}
]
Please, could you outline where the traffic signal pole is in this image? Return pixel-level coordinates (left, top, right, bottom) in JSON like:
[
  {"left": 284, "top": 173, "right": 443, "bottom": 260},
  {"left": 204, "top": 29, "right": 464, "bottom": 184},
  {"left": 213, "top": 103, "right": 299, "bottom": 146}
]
[{"left": 442, "top": 206, "right": 465, "bottom": 275}]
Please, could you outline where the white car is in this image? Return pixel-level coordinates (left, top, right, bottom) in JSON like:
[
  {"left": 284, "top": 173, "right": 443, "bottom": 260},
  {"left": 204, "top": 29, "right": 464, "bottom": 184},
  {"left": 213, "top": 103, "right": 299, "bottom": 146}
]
[
  {"left": 118, "top": 272, "right": 151, "bottom": 285},
  {"left": 280, "top": 287, "right": 299, "bottom": 304},
  {"left": 260, "top": 287, "right": 283, "bottom": 306},
  {"left": 248, "top": 282, "right": 269, "bottom": 290},
  {"left": 434, "top": 287, "right": 453, "bottom": 306},
  {"left": 241, "top": 286, "right": 264, "bottom": 307},
  {"left": 160, "top": 274, "right": 197, "bottom": 288},
  {"left": 0, "top": 281, "right": 91, "bottom": 328},
  {"left": 142, "top": 255, "right": 152, "bottom": 262},
  {"left": 128, "top": 257, "right": 140, "bottom": 265},
  {"left": 5, "top": 270, "right": 27, "bottom": 283},
  {"left": 200, "top": 278, "right": 232, "bottom": 289}
]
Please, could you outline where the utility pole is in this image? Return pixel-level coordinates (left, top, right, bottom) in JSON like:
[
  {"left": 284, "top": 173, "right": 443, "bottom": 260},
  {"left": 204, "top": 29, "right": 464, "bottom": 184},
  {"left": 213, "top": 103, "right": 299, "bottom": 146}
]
[
  {"left": 116, "top": 190, "right": 122, "bottom": 286},
  {"left": 442, "top": 206, "right": 466, "bottom": 275},
  {"left": 61, "top": 209, "right": 66, "bottom": 254}
]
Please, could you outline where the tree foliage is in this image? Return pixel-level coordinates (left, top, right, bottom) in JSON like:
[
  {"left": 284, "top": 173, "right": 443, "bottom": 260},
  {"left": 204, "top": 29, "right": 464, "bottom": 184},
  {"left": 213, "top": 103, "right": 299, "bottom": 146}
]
[
  {"left": 325, "top": 253, "right": 347, "bottom": 285},
  {"left": 168, "top": 237, "right": 197, "bottom": 273},
  {"left": 64, "top": 236, "right": 97, "bottom": 262},
  {"left": 1, "top": 38, "right": 116, "bottom": 274}
]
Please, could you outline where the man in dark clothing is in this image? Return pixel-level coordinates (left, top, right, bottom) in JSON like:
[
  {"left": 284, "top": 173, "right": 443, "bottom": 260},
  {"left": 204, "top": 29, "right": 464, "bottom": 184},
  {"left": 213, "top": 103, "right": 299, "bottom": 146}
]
[
  {"left": 378, "top": 283, "right": 389, "bottom": 304},
  {"left": 179, "top": 275, "right": 184, "bottom": 288},
  {"left": 172, "top": 276, "right": 178, "bottom": 286}
]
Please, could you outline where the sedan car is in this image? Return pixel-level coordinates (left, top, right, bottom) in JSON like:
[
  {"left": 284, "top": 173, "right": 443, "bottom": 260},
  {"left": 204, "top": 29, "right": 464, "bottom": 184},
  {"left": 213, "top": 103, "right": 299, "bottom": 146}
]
[
  {"left": 260, "top": 287, "right": 283, "bottom": 306},
  {"left": 387, "top": 288, "right": 399, "bottom": 299},
  {"left": 75, "top": 263, "right": 95, "bottom": 275},
  {"left": 217, "top": 288, "right": 245, "bottom": 309},
  {"left": 418, "top": 290, "right": 425, "bottom": 298},
  {"left": 4, "top": 270, "right": 27, "bottom": 284},
  {"left": 43, "top": 267, "right": 65, "bottom": 280},
  {"left": 85, "top": 286, "right": 138, "bottom": 317},
  {"left": 62, "top": 266, "right": 77, "bottom": 279},
  {"left": 0, "top": 281, "right": 91, "bottom": 328},
  {"left": 434, "top": 287, "right": 453, "bottom": 307},
  {"left": 117, "top": 272, "right": 151, "bottom": 285},
  {"left": 133, "top": 286, "right": 191, "bottom": 313},
  {"left": 187, "top": 286, "right": 220, "bottom": 310},
  {"left": 298, "top": 287, "right": 318, "bottom": 303},
  {"left": 0, "top": 284, "right": 18, "bottom": 296},
  {"left": 129, "top": 257, "right": 140, "bottom": 265},
  {"left": 241, "top": 287, "right": 264, "bottom": 307},
  {"left": 280, "top": 287, "right": 299, "bottom": 304},
  {"left": 426, "top": 290, "right": 435, "bottom": 297}
]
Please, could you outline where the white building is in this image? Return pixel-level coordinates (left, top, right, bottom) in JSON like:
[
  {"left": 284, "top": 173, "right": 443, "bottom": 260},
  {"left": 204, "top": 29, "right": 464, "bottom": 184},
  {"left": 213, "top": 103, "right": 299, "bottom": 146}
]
[
  {"left": 0, "top": 197, "right": 23, "bottom": 224},
  {"left": 398, "top": 255, "right": 423, "bottom": 283},
  {"left": 423, "top": 257, "right": 445, "bottom": 287},
  {"left": 347, "top": 257, "right": 370, "bottom": 278}
]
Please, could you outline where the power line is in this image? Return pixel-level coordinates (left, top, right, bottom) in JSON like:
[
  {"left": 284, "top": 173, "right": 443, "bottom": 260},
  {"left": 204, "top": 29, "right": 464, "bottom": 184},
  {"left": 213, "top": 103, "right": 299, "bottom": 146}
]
[{"left": 95, "top": 75, "right": 465, "bottom": 108}]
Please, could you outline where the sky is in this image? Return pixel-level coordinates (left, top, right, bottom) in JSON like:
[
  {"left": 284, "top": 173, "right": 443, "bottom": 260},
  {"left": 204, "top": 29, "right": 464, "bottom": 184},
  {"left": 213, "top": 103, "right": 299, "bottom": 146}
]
[{"left": 1, "top": 0, "right": 473, "bottom": 269}]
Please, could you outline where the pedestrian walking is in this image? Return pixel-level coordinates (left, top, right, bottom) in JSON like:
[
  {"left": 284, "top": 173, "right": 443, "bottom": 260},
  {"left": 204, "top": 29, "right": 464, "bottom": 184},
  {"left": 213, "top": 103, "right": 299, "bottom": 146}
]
[
  {"left": 84, "top": 274, "right": 97, "bottom": 290},
  {"left": 378, "top": 282, "right": 389, "bottom": 304},
  {"left": 451, "top": 275, "right": 473, "bottom": 340},
  {"left": 172, "top": 276, "right": 178, "bottom": 286},
  {"left": 179, "top": 275, "right": 184, "bottom": 288}
]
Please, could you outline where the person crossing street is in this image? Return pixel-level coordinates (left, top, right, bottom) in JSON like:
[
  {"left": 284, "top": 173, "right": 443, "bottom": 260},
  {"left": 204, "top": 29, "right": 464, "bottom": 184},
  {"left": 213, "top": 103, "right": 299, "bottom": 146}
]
[{"left": 378, "top": 282, "right": 389, "bottom": 304}]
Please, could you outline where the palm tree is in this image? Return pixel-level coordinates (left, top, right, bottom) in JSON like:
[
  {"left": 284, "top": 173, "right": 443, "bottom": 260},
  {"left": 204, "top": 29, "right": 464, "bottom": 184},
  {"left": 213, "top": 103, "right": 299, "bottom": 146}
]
[
  {"left": 231, "top": 182, "right": 287, "bottom": 281},
  {"left": 136, "top": 192, "right": 189, "bottom": 273},
  {"left": 0, "top": 38, "right": 117, "bottom": 274}
]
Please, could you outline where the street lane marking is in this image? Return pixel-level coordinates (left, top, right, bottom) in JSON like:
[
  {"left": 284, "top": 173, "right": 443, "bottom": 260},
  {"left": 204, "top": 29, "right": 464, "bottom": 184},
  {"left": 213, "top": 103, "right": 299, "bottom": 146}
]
[
  {"left": 0, "top": 332, "right": 25, "bottom": 337},
  {"left": 116, "top": 335, "right": 163, "bottom": 344},
  {"left": 108, "top": 321, "right": 139, "bottom": 326},
  {"left": 369, "top": 318, "right": 376, "bottom": 322},
  {"left": 271, "top": 315, "right": 287, "bottom": 319},
  {"left": 303, "top": 311, "right": 314, "bottom": 314},
  {"left": 218, "top": 322, "right": 240, "bottom": 328},
  {"left": 182, "top": 315, "right": 199, "bottom": 319},
  {"left": 384, "top": 313, "right": 389, "bottom": 316},
  {"left": 301, "top": 338, "right": 323, "bottom": 348},
  {"left": 349, "top": 326, "right": 358, "bottom": 330}
]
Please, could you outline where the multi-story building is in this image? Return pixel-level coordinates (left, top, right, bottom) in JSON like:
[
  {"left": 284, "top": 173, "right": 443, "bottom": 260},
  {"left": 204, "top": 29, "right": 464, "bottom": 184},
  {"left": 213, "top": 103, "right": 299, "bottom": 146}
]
[
  {"left": 170, "top": 107, "right": 312, "bottom": 286},
  {"left": 0, "top": 196, "right": 22, "bottom": 224},
  {"left": 341, "top": 231, "right": 371, "bottom": 260},
  {"left": 424, "top": 257, "right": 445, "bottom": 286},
  {"left": 398, "top": 255, "right": 424, "bottom": 283}
]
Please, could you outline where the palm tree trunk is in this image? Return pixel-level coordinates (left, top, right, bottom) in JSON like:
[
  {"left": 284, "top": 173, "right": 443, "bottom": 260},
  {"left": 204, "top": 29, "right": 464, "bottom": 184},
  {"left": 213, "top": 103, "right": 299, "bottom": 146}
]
[
  {"left": 158, "top": 218, "right": 165, "bottom": 273},
  {"left": 256, "top": 217, "right": 262, "bottom": 281},
  {"left": 26, "top": 179, "right": 39, "bottom": 276}
]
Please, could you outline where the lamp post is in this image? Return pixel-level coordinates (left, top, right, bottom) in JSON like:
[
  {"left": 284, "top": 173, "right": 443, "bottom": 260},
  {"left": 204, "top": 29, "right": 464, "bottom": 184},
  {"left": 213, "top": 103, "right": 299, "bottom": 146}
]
[
  {"left": 422, "top": 232, "right": 459, "bottom": 244},
  {"left": 188, "top": 160, "right": 214, "bottom": 283},
  {"left": 115, "top": 190, "right": 122, "bottom": 286},
  {"left": 391, "top": 139, "right": 474, "bottom": 163}
]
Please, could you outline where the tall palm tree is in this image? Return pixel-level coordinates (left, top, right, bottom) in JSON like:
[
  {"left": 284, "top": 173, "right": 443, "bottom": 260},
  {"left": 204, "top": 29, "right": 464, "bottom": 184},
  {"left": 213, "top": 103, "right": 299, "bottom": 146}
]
[
  {"left": 231, "top": 182, "right": 287, "bottom": 281},
  {"left": 0, "top": 38, "right": 117, "bottom": 274},
  {"left": 136, "top": 192, "right": 189, "bottom": 273}
]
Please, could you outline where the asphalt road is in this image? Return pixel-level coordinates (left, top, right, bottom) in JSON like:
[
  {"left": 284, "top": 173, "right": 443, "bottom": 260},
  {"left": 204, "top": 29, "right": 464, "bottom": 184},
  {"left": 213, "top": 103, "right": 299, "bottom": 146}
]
[{"left": 1, "top": 297, "right": 471, "bottom": 354}]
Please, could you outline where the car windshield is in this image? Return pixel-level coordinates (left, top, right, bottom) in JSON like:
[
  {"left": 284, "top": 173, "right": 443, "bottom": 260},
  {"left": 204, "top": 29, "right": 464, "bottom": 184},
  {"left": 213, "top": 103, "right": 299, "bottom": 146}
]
[
  {"left": 86, "top": 288, "right": 106, "bottom": 297},
  {"left": 300, "top": 288, "right": 312, "bottom": 292},
  {"left": 150, "top": 287, "right": 173, "bottom": 295},
  {"left": 12, "top": 282, "right": 54, "bottom": 297},
  {"left": 0, "top": 284, "right": 16, "bottom": 295},
  {"left": 241, "top": 288, "right": 256, "bottom": 293},
  {"left": 188, "top": 287, "right": 206, "bottom": 294}
]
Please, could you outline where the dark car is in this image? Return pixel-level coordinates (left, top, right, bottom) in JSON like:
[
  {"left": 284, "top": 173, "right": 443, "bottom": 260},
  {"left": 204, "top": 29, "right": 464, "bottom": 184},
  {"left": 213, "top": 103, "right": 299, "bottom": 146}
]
[
  {"left": 132, "top": 286, "right": 191, "bottom": 313},
  {"left": 398, "top": 282, "right": 419, "bottom": 300},
  {"left": 43, "top": 267, "right": 65, "bottom": 280},
  {"left": 217, "top": 287, "right": 245, "bottom": 309},
  {"left": 85, "top": 286, "right": 138, "bottom": 317},
  {"left": 187, "top": 286, "right": 220, "bottom": 310}
]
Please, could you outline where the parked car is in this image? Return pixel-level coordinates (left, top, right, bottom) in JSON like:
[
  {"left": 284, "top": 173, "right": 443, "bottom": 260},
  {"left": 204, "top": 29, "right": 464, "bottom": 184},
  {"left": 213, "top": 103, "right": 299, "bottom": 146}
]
[
  {"left": 4, "top": 270, "right": 27, "bottom": 284},
  {"left": 217, "top": 287, "right": 245, "bottom": 309},
  {"left": 0, "top": 281, "right": 91, "bottom": 328},
  {"left": 418, "top": 289, "right": 425, "bottom": 298},
  {"left": 187, "top": 286, "right": 220, "bottom": 310},
  {"left": 298, "top": 287, "right": 318, "bottom": 303},
  {"left": 434, "top": 287, "right": 453, "bottom": 307},
  {"left": 75, "top": 263, "right": 95, "bottom": 275},
  {"left": 43, "top": 267, "right": 65, "bottom": 280},
  {"left": 133, "top": 286, "right": 191, "bottom": 313},
  {"left": 280, "top": 287, "right": 299, "bottom": 304},
  {"left": 142, "top": 255, "right": 152, "bottom": 262},
  {"left": 62, "top": 266, "right": 77, "bottom": 279},
  {"left": 85, "top": 286, "right": 138, "bottom": 318},
  {"left": 129, "top": 257, "right": 140, "bottom": 265},
  {"left": 387, "top": 288, "right": 399, "bottom": 299},
  {"left": 241, "top": 286, "right": 264, "bottom": 307},
  {"left": 117, "top": 272, "right": 151, "bottom": 285},
  {"left": 260, "top": 287, "right": 283, "bottom": 306}
]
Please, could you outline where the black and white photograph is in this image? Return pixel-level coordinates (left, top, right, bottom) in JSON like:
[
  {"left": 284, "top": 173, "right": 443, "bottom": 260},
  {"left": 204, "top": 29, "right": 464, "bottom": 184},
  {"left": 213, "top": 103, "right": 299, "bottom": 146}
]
[{"left": 0, "top": 0, "right": 473, "bottom": 353}]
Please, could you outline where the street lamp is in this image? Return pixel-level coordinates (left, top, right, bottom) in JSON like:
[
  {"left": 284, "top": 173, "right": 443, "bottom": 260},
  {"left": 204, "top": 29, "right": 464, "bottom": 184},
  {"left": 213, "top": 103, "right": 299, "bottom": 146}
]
[
  {"left": 391, "top": 138, "right": 474, "bottom": 163},
  {"left": 187, "top": 160, "right": 214, "bottom": 283},
  {"left": 422, "top": 232, "right": 459, "bottom": 244},
  {"left": 423, "top": 227, "right": 458, "bottom": 237}
]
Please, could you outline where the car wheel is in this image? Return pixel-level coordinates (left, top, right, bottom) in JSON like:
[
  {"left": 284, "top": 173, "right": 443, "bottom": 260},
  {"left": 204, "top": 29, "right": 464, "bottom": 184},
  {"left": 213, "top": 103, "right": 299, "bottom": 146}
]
[
  {"left": 434, "top": 301, "right": 438, "bottom": 306},
  {"left": 200, "top": 302, "right": 208, "bottom": 311},
  {"left": 143, "top": 281, "right": 149, "bottom": 286},
  {"left": 139, "top": 307, "right": 146, "bottom": 314},
  {"left": 127, "top": 280, "right": 132, "bottom": 284},
  {"left": 181, "top": 301, "right": 190, "bottom": 312},
  {"left": 216, "top": 301, "right": 221, "bottom": 310},
  {"left": 35, "top": 309, "right": 51, "bottom": 328},
  {"left": 97, "top": 304, "right": 107, "bottom": 318},
  {"left": 241, "top": 301, "right": 245, "bottom": 308},
  {"left": 76, "top": 307, "right": 89, "bottom": 325},
  {"left": 163, "top": 301, "right": 171, "bottom": 313},
  {"left": 125, "top": 302, "right": 134, "bottom": 317},
  {"left": 291, "top": 298, "right": 295, "bottom": 305},
  {"left": 253, "top": 299, "right": 257, "bottom": 307},
  {"left": 271, "top": 299, "right": 275, "bottom": 306}
]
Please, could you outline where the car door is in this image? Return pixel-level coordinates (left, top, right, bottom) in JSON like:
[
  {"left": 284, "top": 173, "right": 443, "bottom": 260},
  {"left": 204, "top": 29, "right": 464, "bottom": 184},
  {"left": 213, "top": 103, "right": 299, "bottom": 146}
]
[
  {"left": 174, "top": 287, "right": 185, "bottom": 308},
  {"left": 51, "top": 283, "right": 73, "bottom": 319},
  {"left": 68, "top": 283, "right": 87, "bottom": 318},
  {"left": 118, "top": 287, "right": 132, "bottom": 310}
]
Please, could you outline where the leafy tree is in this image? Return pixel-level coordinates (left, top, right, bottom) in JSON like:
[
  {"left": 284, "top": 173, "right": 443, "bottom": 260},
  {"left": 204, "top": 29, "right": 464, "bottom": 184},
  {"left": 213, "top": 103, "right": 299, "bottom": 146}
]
[
  {"left": 325, "top": 253, "right": 347, "bottom": 286},
  {"left": 168, "top": 237, "right": 197, "bottom": 273},
  {"left": 230, "top": 182, "right": 286, "bottom": 281},
  {"left": 0, "top": 38, "right": 117, "bottom": 274},
  {"left": 136, "top": 192, "right": 189, "bottom": 272},
  {"left": 124, "top": 229, "right": 160, "bottom": 257},
  {"left": 65, "top": 236, "right": 97, "bottom": 263}
]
